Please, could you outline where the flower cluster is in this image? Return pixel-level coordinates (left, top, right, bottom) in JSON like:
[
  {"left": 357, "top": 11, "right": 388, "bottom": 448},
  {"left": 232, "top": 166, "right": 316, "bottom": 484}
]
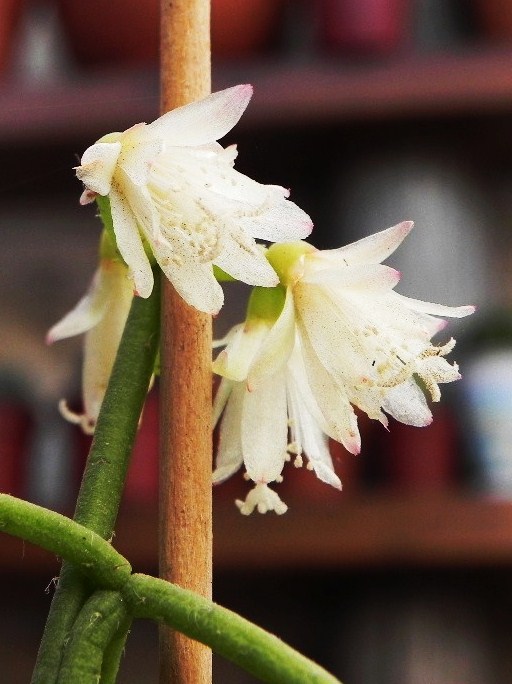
[
  {"left": 212, "top": 222, "right": 474, "bottom": 514},
  {"left": 75, "top": 84, "right": 312, "bottom": 314},
  {"left": 49, "top": 85, "right": 474, "bottom": 514}
]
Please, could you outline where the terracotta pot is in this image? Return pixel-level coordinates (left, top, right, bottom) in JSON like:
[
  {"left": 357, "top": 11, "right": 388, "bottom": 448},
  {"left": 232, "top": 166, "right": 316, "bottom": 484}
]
[
  {"left": 317, "top": 0, "right": 410, "bottom": 55},
  {"left": 212, "top": 0, "right": 285, "bottom": 59},
  {"left": 475, "top": 0, "right": 512, "bottom": 42},
  {"left": 57, "top": 0, "right": 284, "bottom": 69},
  {"left": 57, "top": 0, "right": 159, "bottom": 68},
  {"left": 0, "top": 0, "right": 24, "bottom": 76},
  {"left": 0, "top": 402, "right": 32, "bottom": 496},
  {"left": 382, "top": 407, "right": 458, "bottom": 493}
]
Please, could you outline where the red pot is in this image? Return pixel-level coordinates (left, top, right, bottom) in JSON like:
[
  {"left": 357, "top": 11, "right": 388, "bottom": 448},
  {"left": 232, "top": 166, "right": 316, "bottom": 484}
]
[
  {"left": 57, "top": 0, "right": 159, "bottom": 68},
  {"left": 0, "top": 402, "right": 32, "bottom": 496},
  {"left": 0, "top": 0, "right": 24, "bottom": 76},
  {"left": 475, "top": 0, "right": 512, "bottom": 42},
  {"left": 212, "top": 0, "right": 285, "bottom": 59},
  {"left": 57, "top": 0, "right": 285, "bottom": 69}
]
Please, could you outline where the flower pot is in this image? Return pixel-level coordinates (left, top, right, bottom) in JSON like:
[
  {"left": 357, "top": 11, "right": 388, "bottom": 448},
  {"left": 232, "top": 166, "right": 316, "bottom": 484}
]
[
  {"left": 212, "top": 0, "right": 285, "bottom": 59},
  {"left": 475, "top": 0, "right": 512, "bottom": 42},
  {"left": 0, "top": 0, "right": 24, "bottom": 76},
  {"left": 57, "top": 0, "right": 159, "bottom": 69},
  {"left": 0, "top": 402, "right": 32, "bottom": 496},
  {"left": 317, "top": 0, "right": 410, "bottom": 55},
  {"left": 57, "top": 0, "right": 285, "bottom": 70}
]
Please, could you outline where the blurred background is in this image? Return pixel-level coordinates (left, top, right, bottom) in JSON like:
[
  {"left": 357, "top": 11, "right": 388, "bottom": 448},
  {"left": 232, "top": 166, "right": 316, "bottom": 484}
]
[{"left": 3, "top": 0, "right": 512, "bottom": 681}]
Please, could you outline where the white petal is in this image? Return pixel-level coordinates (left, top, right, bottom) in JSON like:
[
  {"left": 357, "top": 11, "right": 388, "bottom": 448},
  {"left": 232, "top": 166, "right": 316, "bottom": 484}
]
[
  {"left": 47, "top": 267, "right": 108, "bottom": 343},
  {"left": 76, "top": 142, "right": 122, "bottom": 195},
  {"left": 80, "top": 261, "right": 133, "bottom": 431},
  {"left": 157, "top": 255, "right": 224, "bottom": 314},
  {"left": 109, "top": 183, "right": 154, "bottom": 298},
  {"left": 144, "top": 84, "right": 253, "bottom": 146},
  {"left": 294, "top": 283, "right": 370, "bottom": 383},
  {"left": 213, "top": 377, "right": 235, "bottom": 427},
  {"left": 214, "top": 232, "right": 279, "bottom": 287},
  {"left": 117, "top": 167, "right": 160, "bottom": 241},
  {"left": 327, "top": 221, "right": 413, "bottom": 265},
  {"left": 286, "top": 370, "right": 341, "bottom": 489},
  {"left": 197, "top": 159, "right": 274, "bottom": 207},
  {"left": 212, "top": 321, "right": 270, "bottom": 381},
  {"left": 241, "top": 371, "right": 288, "bottom": 483},
  {"left": 382, "top": 379, "right": 433, "bottom": 426},
  {"left": 120, "top": 137, "right": 163, "bottom": 186},
  {"left": 304, "top": 263, "right": 401, "bottom": 292},
  {"left": 213, "top": 383, "right": 244, "bottom": 484},
  {"left": 247, "top": 286, "right": 295, "bottom": 388},
  {"left": 239, "top": 197, "right": 313, "bottom": 242},
  {"left": 298, "top": 326, "right": 361, "bottom": 454},
  {"left": 391, "top": 291, "right": 475, "bottom": 318}
]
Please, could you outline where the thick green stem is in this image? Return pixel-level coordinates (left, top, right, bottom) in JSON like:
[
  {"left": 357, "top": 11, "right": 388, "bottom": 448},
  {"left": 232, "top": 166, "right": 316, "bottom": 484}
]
[
  {"left": 57, "top": 590, "right": 131, "bottom": 684},
  {"left": 100, "top": 612, "right": 132, "bottom": 684},
  {"left": 0, "top": 495, "right": 130, "bottom": 588},
  {"left": 125, "top": 574, "right": 342, "bottom": 684},
  {"left": 73, "top": 275, "right": 161, "bottom": 536},
  {"left": 32, "top": 274, "right": 161, "bottom": 684},
  {"left": 1, "top": 489, "right": 340, "bottom": 683}
]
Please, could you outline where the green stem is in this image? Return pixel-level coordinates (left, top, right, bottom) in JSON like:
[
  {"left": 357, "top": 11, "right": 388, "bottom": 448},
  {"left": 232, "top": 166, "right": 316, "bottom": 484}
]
[
  {"left": 124, "top": 574, "right": 342, "bottom": 684},
  {"left": 56, "top": 590, "right": 131, "bottom": 684},
  {"left": 32, "top": 274, "right": 161, "bottom": 684},
  {"left": 0, "top": 495, "right": 130, "bottom": 588},
  {"left": 74, "top": 274, "right": 161, "bottom": 536},
  {"left": 2, "top": 488, "right": 339, "bottom": 683},
  {"left": 100, "top": 612, "right": 132, "bottom": 684}
]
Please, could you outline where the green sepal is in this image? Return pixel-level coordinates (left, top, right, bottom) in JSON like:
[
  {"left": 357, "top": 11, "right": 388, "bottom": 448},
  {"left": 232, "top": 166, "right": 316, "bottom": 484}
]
[
  {"left": 213, "top": 264, "right": 237, "bottom": 282},
  {"left": 246, "top": 285, "right": 286, "bottom": 324},
  {"left": 266, "top": 241, "right": 315, "bottom": 286}
]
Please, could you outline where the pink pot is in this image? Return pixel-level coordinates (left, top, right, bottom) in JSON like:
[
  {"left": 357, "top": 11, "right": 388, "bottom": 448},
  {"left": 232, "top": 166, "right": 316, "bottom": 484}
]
[{"left": 317, "top": 0, "right": 410, "bottom": 55}]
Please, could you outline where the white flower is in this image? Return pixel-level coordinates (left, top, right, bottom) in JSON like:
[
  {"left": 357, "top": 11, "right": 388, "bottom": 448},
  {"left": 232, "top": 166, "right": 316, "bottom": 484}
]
[
  {"left": 75, "top": 85, "right": 312, "bottom": 314},
  {"left": 265, "top": 221, "right": 475, "bottom": 450},
  {"left": 213, "top": 323, "right": 341, "bottom": 515},
  {"left": 47, "top": 259, "right": 133, "bottom": 434},
  {"left": 213, "top": 221, "right": 475, "bottom": 513}
]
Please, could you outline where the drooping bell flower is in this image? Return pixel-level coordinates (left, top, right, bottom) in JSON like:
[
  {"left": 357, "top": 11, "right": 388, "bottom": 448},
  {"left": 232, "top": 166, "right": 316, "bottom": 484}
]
[
  {"left": 47, "top": 253, "right": 133, "bottom": 434},
  {"left": 212, "top": 222, "right": 474, "bottom": 513},
  {"left": 75, "top": 85, "right": 312, "bottom": 314}
]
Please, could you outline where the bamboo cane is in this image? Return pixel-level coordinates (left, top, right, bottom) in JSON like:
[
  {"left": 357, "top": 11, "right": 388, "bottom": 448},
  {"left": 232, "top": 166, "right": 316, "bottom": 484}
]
[{"left": 159, "top": 2, "right": 212, "bottom": 682}]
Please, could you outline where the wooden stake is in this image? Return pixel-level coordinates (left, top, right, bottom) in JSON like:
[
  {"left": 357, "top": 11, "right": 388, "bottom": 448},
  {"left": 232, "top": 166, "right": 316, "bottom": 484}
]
[{"left": 159, "top": 2, "right": 212, "bottom": 683}]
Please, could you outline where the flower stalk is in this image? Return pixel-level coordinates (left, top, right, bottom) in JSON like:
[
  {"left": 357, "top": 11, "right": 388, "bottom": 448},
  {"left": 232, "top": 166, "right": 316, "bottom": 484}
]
[
  {"left": 0, "top": 493, "right": 342, "bottom": 684},
  {"left": 56, "top": 590, "right": 131, "bottom": 684},
  {"left": 32, "top": 272, "right": 161, "bottom": 684},
  {"left": 126, "top": 573, "right": 341, "bottom": 684}
]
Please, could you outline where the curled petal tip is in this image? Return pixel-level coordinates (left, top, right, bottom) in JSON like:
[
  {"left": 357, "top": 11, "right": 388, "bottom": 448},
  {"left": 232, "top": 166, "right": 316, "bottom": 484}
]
[{"left": 79, "top": 189, "right": 97, "bottom": 205}]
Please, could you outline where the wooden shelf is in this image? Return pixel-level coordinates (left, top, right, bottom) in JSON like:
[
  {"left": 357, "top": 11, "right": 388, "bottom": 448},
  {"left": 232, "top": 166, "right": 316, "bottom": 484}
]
[
  {"left": 135, "top": 492, "right": 512, "bottom": 570},
  {"left": 4, "top": 492, "right": 512, "bottom": 575},
  {"left": 3, "top": 47, "right": 512, "bottom": 146}
]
